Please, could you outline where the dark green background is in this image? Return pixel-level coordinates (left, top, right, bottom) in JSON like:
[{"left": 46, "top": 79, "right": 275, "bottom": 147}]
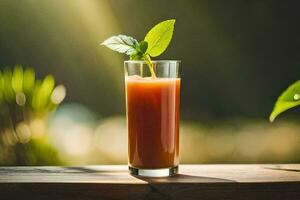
[{"left": 0, "top": 0, "right": 299, "bottom": 121}]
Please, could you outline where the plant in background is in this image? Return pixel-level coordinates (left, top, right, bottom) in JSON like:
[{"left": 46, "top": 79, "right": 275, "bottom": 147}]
[
  {"left": 101, "top": 19, "right": 175, "bottom": 78},
  {"left": 270, "top": 81, "right": 300, "bottom": 122},
  {"left": 0, "top": 65, "right": 66, "bottom": 165}
]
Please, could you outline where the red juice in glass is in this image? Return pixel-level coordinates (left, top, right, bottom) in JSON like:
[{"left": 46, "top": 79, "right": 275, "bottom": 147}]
[{"left": 125, "top": 60, "right": 181, "bottom": 177}]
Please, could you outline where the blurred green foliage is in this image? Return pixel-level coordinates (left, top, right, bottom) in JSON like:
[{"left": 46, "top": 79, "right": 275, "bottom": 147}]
[
  {"left": 0, "top": 65, "right": 60, "bottom": 117},
  {"left": 0, "top": 65, "right": 66, "bottom": 166},
  {"left": 0, "top": 138, "right": 63, "bottom": 166}
]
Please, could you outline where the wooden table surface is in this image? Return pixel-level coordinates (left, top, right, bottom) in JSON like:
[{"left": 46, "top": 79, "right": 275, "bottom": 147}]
[{"left": 1, "top": 164, "right": 300, "bottom": 200}]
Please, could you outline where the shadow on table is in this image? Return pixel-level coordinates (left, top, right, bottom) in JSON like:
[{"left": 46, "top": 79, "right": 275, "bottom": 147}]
[
  {"left": 263, "top": 165, "right": 300, "bottom": 173},
  {"left": 135, "top": 173, "right": 236, "bottom": 183},
  {"left": 62, "top": 167, "right": 236, "bottom": 182}
]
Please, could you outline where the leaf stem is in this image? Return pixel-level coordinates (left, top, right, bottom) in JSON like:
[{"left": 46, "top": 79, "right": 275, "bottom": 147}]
[{"left": 143, "top": 54, "right": 156, "bottom": 79}]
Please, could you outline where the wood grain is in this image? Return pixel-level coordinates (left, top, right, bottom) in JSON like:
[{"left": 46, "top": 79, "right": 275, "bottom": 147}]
[{"left": 0, "top": 164, "right": 300, "bottom": 200}]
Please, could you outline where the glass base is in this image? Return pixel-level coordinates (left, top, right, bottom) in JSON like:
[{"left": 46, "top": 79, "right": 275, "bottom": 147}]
[{"left": 129, "top": 166, "right": 178, "bottom": 177}]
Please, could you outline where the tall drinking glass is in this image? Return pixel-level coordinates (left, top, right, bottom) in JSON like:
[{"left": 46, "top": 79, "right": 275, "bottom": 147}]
[{"left": 124, "top": 60, "right": 181, "bottom": 177}]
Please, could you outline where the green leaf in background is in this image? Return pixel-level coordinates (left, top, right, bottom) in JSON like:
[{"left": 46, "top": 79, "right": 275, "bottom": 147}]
[
  {"left": 32, "top": 75, "right": 55, "bottom": 111},
  {"left": 101, "top": 34, "right": 138, "bottom": 56},
  {"left": 270, "top": 80, "right": 300, "bottom": 122},
  {"left": 32, "top": 80, "right": 41, "bottom": 110},
  {"left": 12, "top": 65, "right": 23, "bottom": 93},
  {"left": 144, "top": 19, "right": 175, "bottom": 57},
  {"left": 23, "top": 67, "right": 35, "bottom": 95},
  {"left": 3, "top": 67, "right": 15, "bottom": 101},
  {"left": 39, "top": 75, "right": 55, "bottom": 108}
]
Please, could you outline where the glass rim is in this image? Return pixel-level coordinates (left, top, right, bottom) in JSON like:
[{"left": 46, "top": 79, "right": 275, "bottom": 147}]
[{"left": 124, "top": 60, "right": 181, "bottom": 64}]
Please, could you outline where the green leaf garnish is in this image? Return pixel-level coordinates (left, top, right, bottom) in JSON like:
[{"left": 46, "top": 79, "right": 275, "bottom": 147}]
[
  {"left": 138, "top": 41, "right": 148, "bottom": 54},
  {"left": 144, "top": 19, "right": 175, "bottom": 57},
  {"left": 101, "top": 19, "right": 176, "bottom": 78},
  {"left": 101, "top": 34, "right": 138, "bottom": 56},
  {"left": 270, "top": 80, "right": 300, "bottom": 122},
  {"left": 129, "top": 41, "right": 148, "bottom": 61}
]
